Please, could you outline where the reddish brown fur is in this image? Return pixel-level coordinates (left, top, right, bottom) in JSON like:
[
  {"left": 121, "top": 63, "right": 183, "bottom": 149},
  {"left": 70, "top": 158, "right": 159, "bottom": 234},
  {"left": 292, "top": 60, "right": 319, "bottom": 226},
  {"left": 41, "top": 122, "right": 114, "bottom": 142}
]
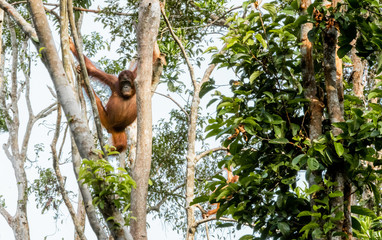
[
  {"left": 206, "top": 168, "right": 239, "bottom": 217},
  {"left": 69, "top": 39, "right": 160, "bottom": 153}
]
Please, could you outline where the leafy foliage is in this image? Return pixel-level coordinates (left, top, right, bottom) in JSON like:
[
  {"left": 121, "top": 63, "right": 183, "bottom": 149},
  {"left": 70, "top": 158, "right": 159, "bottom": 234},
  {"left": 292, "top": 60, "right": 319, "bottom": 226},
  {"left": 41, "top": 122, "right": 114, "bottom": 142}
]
[
  {"left": 203, "top": 0, "right": 382, "bottom": 239},
  {"left": 30, "top": 168, "right": 64, "bottom": 217},
  {"left": 79, "top": 147, "right": 136, "bottom": 214}
]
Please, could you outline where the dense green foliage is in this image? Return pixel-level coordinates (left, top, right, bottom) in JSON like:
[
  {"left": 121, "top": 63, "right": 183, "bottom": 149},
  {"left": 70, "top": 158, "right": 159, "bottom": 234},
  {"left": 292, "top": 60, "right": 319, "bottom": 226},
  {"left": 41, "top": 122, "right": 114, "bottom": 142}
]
[
  {"left": 199, "top": 0, "right": 382, "bottom": 239},
  {"left": 79, "top": 148, "right": 136, "bottom": 214}
]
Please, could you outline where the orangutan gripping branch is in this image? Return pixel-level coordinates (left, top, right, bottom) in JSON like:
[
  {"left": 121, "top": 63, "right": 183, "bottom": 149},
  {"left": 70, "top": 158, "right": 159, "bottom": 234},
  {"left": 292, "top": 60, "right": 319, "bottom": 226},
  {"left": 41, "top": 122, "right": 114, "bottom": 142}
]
[{"left": 70, "top": 39, "right": 160, "bottom": 152}]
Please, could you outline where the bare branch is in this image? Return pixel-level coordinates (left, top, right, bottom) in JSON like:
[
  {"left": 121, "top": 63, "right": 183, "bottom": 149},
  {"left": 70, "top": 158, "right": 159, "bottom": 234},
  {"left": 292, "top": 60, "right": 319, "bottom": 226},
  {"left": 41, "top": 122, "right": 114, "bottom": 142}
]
[
  {"left": 192, "top": 216, "right": 238, "bottom": 228},
  {"left": 160, "top": 3, "right": 197, "bottom": 88},
  {"left": 195, "top": 147, "right": 227, "bottom": 163},
  {"left": 147, "top": 183, "right": 184, "bottom": 213},
  {"left": 0, "top": 205, "right": 12, "bottom": 225},
  {"left": 44, "top": 3, "right": 133, "bottom": 16},
  {"left": 51, "top": 105, "right": 87, "bottom": 240},
  {"left": 67, "top": 0, "right": 107, "bottom": 156},
  {"left": 153, "top": 92, "right": 189, "bottom": 119},
  {"left": 200, "top": 44, "right": 227, "bottom": 86},
  {"left": 0, "top": 0, "right": 38, "bottom": 42}
]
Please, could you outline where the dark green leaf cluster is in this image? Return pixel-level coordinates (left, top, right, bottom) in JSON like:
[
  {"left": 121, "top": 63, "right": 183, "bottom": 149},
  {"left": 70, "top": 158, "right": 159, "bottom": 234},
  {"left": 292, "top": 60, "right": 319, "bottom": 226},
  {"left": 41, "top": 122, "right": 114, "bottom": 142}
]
[
  {"left": 79, "top": 152, "right": 136, "bottom": 213},
  {"left": 203, "top": 0, "right": 382, "bottom": 239}
]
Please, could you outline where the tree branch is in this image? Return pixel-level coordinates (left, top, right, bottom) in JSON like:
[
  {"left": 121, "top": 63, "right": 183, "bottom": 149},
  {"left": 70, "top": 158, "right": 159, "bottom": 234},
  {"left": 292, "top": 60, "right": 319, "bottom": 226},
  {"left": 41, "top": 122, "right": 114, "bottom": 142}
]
[
  {"left": 153, "top": 92, "right": 189, "bottom": 119},
  {"left": 192, "top": 216, "right": 238, "bottom": 228},
  {"left": 67, "top": 0, "right": 108, "bottom": 157},
  {"left": 147, "top": 183, "right": 184, "bottom": 213},
  {"left": 160, "top": 3, "right": 197, "bottom": 88},
  {"left": 195, "top": 147, "right": 227, "bottom": 163},
  {"left": 0, "top": 205, "right": 12, "bottom": 225},
  {"left": 51, "top": 105, "right": 87, "bottom": 240},
  {"left": 0, "top": 0, "right": 38, "bottom": 42}
]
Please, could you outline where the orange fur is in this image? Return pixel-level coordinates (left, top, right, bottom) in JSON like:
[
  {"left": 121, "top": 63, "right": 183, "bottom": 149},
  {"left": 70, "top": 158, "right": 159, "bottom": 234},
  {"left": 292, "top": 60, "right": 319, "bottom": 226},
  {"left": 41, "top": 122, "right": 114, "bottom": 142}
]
[
  {"left": 70, "top": 38, "right": 160, "bottom": 153},
  {"left": 206, "top": 168, "right": 239, "bottom": 217}
]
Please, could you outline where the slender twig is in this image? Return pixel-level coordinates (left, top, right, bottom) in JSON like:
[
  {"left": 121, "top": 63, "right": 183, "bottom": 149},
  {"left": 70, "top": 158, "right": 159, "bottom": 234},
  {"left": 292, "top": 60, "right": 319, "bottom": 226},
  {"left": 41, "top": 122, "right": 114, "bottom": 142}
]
[
  {"left": 160, "top": 3, "right": 197, "bottom": 88},
  {"left": 154, "top": 91, "right": 189, "bottom": 118},
  {"left": 147, "top": 183, "right": 185, "bottom": 213},
  {"left": 44, "top": 6, "right": 60, "bottom": 20},
  {"left": 51, "top": 105, "right": 87, "bottom": 240},
  {"left": 67, "top": 0, "right": 108, "bottom": 157},
  {"left": 45, "top": 2, "right": 133, "bottom": 16},
  {"left": 0, "top": 0, "right": 38, "bottom": 42}
]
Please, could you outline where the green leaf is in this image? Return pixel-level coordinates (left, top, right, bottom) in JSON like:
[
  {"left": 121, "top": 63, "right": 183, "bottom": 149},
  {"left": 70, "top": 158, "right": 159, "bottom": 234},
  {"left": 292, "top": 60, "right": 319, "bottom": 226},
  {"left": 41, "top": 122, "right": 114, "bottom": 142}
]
[
  {"left": 269, "top": 138, "right": 289, "bottom": 144},
  {"left": 243, "top": 30, "right": 255, "bottom": 43},
  {"left": 292, "top": 154, "right": 306, "bottom": 166},
  {"left": 337, "top": 44, "right": 352, "bottom": 58},
  {"left": 239, "top": 235, "right": 254, "bottom": 240},
  {"left": 300, "top": 222, "right": 319, "bottom": 233},
  {"left": 306, "top": 184, "right": 323, "bottom": 195},
  {"left": 334, "top": 142, "right": 344, "bottom": 157},
  {"left": 217, "top": 101, "right": 233, "bottom": 110},
  {"left": 255, "top": 34, "right": 267, "bottom": 49},
  {"left": 351, "top": 206, "right": 377, "bottom": 218},
  {"left": 352, "top": 216, "right": 362, "bottom": 231},
  {"left": 190, "top": 195, "right": 209, "bottom": 205},
  {"left": 328, "top": 191, "right": 344, "bottom": 198},
  {"left": 217, "top": 223, "right": 234, "bottom": 228},
  {"left": 262, "top": 3, "right": 276, "bottom": 18},
  {"left": 307, "top": 157, "right": 319, "bottom": 170},
  {"left": 250, "top": 71, "right": 262, "bottom": 84},
  {"left": 291, "top": 123, "right": 300, "bottom": 136},
  {"left": 278, "top": 222, "right": 290, "bottom": 236},
  {"left": 368, "top": 89, "right": 382, "bottom": 100}
]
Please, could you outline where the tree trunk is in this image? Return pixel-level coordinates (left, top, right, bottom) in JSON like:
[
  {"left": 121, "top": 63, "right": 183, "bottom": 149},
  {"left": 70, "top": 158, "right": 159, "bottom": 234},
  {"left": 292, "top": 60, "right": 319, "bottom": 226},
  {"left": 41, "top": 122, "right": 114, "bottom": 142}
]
[
  {"left": 300, "top": 2, "right": 325, "bottom": 239},
  {"left": 185, "top": 87, "right": 200, "bottom": 240},
  {"left": 301, "top": 0, "right": 323, "bottom": 142},
  {"left": 351, "top": 39, "right": 365, "bottom": 100},
  {"left": 323, "top": 1, "right": 351, "bottom": 239},
  {"left": 2, "top": 17, "right": 30, "bottom": 240},
  {"left": 0, "top": 8, "right": 4, "bottom": 89},
  {"left": 130, "top": 1, "right": 160, "bottom": 239},
  {"left": 26, "top": 0, "right": 122, "bottom": 238}
]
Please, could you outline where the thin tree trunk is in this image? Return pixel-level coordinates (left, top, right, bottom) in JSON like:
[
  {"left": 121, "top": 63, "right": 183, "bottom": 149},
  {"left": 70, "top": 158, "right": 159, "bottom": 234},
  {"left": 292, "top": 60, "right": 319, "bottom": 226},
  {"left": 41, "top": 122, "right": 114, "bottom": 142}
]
[
  {"left": 301, "top": 0, "right": 323, "bottom": 142},
  {"left": 300, "top": 2, "right": 325, "bottom": 239},
  {"left": 130, "top": 1, "right": 160, "bottom": 239},
  {"left": 26, "top": 0, "right": 116, "bottom": 238},
  {"left": 4, "top": 16, "right": 30, "bottom": 240},
  {"left": 323, "top": 1, "right": 351, "bottom": 239},
  {"left": 0, "top": 8, "right": 4, "bottom": 89}
]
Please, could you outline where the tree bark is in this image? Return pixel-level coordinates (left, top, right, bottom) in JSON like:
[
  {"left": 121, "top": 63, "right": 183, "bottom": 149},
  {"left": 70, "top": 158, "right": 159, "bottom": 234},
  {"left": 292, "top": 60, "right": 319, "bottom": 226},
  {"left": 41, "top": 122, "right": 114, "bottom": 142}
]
[
  {"left": 351, "top": 39, "right": 365, "bottom": 99},
  {"left": 0, "top": 8, "right": 4, "bottom": 89},
  {"left": 130, "top": 1, "right": 160, "bottom": 239},
  {"left": 301, "top": 0, "right": 323, "bottom": 141},
  {"left": 1, "top": 17, "right": 30, "bottom": 240},
  {"left": 323, "top": 1, "right": 351, "bottom": 239},
  {"left": 25, "top": 0, "right": 121, "bottom": 238}
]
